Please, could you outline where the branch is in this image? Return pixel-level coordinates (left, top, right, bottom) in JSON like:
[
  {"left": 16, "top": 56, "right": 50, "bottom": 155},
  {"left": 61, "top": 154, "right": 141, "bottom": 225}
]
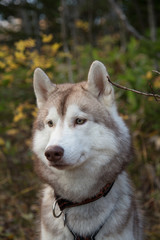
[
  {"left": 107, "top": 76, "right": 160, "bottom": 101},
  {"left": 108, "top": 0, "right": 144, "bottom": 40},
  {"left": 152, "top": 70, "right": 160, "bottom": 74}
]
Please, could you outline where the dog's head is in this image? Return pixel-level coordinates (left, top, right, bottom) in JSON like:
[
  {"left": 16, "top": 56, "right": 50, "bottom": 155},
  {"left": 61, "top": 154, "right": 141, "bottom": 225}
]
[{"left": 32, "top": 61, "right": 130, "bottom": 172}]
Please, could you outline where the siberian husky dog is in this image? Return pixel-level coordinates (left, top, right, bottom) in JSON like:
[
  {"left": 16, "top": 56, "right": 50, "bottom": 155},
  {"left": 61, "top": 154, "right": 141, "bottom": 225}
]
[{"left": 32, "top": 61, "right": 143, "bottom": 240}]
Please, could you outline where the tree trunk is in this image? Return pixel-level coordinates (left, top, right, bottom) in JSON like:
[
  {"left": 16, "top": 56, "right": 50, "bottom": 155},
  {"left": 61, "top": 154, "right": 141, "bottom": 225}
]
[
  {"left": 88, "top": 0, "right": 94, "bottom": 46},
  {"left": 147, "top": 0, "right": 156, "bottom": 42},
  {"left": 108, "top": 0, "right": 144, "bottom": 40},
  {"left": 60, "top": 0, "right": 73, "bottom": 83},
  {"left": 147, "top": 0, "right": 158, "bottom": 70}
]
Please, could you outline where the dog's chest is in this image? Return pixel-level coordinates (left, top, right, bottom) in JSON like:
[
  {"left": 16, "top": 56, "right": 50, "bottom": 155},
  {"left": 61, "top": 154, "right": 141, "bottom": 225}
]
[
  {"left": 42, "top": 195, "right": 117, "bottom": 240},
  {"left": 40, "top": 173, "right": 137, "bottom": 240}
]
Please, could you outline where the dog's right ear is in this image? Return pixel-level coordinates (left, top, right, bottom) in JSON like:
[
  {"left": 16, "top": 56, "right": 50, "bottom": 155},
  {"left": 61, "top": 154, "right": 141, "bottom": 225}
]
[
  {"left": 87, "top": 61, "right": 114, "bottom": 106},
  {"left": 33, "top": 68, "right": 56, "bottom": 108}
]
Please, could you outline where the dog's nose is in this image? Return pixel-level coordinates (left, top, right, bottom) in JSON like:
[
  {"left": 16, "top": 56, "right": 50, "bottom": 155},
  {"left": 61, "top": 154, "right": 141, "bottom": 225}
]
[{"left": 45, "top": 146, "right": 64, "bottom": 162}]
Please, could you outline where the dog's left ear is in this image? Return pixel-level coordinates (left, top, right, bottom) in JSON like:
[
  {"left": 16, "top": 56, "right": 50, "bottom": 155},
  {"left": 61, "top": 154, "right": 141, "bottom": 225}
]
[
  {"left": 87, "top": 61, "right": 114, "bottom": 105},
  {"left": 33, "top": 68, "right": 56, "bottom": 108}
]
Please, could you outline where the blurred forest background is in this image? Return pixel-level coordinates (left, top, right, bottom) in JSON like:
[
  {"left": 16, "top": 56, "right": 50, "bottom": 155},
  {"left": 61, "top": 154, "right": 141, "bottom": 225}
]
[{"left": 0, "top": 0, "right": 160, "bottom": 239}]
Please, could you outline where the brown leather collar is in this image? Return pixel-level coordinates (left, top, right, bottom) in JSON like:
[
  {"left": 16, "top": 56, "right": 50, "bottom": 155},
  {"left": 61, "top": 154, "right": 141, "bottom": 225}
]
[{"left": 55, "top": 181, "right": 115, "bottom": 212}]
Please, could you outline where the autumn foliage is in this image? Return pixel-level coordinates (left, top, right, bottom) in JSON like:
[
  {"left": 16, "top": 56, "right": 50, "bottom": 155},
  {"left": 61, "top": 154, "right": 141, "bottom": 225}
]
[{"left": 0, "top": 34, "right": 160, "bottom": 239}]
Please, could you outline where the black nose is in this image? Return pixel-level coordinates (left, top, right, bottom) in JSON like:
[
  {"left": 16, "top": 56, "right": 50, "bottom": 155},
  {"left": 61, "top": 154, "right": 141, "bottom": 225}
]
[{"left": 45, "top": 146, "right": 64, "bottom": 162}]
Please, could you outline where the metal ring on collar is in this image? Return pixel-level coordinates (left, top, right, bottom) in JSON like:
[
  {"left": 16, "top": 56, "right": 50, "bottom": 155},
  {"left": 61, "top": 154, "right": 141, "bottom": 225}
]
[{"left": 53, "top": 199, "right": 63, "bottom": 218}]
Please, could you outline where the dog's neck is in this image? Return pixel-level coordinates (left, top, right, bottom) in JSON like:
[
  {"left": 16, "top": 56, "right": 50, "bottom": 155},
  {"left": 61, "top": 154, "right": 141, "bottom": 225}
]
[
  {"left": 54, "top": 181, "right": 115, "bottom": 212},
  {"left": 37, "top": 156, "right": 126, "bottom": 203},
  {"left": 53, "top": 180, "right": 115, "bottom": 240}
]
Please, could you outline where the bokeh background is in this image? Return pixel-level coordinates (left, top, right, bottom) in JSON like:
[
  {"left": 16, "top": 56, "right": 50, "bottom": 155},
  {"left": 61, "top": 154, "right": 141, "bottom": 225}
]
[{"left": 0, "top": 0, "right": 160, "bottom": 239}]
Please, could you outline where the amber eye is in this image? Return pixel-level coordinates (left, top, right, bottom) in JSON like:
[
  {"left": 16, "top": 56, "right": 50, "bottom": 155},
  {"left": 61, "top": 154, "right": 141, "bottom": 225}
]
[
  {"left": 47, "top": 120, "right": 54, "bottom": 127},
  {"left": 75, "top": 118, "right": 86, "bottom": 125}
]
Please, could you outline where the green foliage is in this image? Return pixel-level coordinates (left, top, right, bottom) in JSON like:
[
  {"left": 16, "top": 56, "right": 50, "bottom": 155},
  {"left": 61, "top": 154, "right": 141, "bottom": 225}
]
[{"left": 0, "top": 34, "right": 160, "bottom": 239}]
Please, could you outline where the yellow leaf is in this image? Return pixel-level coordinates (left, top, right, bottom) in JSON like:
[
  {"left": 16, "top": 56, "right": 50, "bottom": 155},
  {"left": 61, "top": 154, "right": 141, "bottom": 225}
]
[
  {"left": 15, "top": 39, "right": 35, "bottom": 53},
  {"left": 5, "top": 55, "right": 14, "bottom": 65},
  {"left": 13, "top": 112, "right": 26, "bottom": 122},
  {"left": 15, "top": 51, "right": 26, "bottom": 61},
  {"left": 0, "top": 61, "right": 6, "bottom": 69},
  {"left": 15, "top": 40, "right": 26, "bottom": 52},
  {"left": 25, "top": 139, "right": 31, "bottom": 146},
  {"left": 51, "top": 43, "right": 61, "bottom": 54},
  {"left": 42, "top": 34, "right": 53, "bottom": 43},
  {"left": 120, "top": 114, "right": 129, "bottom": 120},
  {"left": 146, "top": 71, "right": 152, "bottom": 80},
  {"left": 24, "top": 38, "right": 35, "bottom": 48},
  {"left": 75, "top": 20, "right": 89, "bottom": 32},
  {"left": 153, "top": 76, "right": 160, "bottom": 88},
  {"left": 6, "top": 129, "right": 18, "bottom": 135},
  {"left": 31, "top": 109, "right": 37, "bottom": 118},
  {"left": 58, "top": 52, "right": 72, "bottom": 58},
  {"left": 0, "top": 138, "right": 5, "bottom": 145},
  {"left": 0, "top": 51, "right": 6, "bottom": 58}
]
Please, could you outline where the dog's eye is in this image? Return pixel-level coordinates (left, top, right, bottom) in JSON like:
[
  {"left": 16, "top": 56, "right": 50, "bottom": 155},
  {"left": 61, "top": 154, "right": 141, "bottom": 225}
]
[
  {"left": 75, "top": 118, "right": 86, "bottom": 125},
  {"left": 47, "top": 120, "right": 54, "bottom": 127}
]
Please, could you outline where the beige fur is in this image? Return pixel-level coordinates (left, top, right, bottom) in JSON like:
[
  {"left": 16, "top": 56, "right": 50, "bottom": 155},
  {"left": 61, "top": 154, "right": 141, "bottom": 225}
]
[{"left": 32, "top": 61, "right": 143, "bottom": 239}]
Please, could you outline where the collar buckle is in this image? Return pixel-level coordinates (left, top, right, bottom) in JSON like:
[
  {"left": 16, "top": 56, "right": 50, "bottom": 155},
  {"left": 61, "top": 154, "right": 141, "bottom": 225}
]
[{"left": 52, "top": 199, "right": 63, "bottom": 218}]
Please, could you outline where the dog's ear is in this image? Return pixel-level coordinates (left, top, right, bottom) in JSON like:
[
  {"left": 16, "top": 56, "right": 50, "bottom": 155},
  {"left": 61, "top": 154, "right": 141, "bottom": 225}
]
[
  {"left": 87, "top": 61, "right": 114, "bottom": 105},
  {"left": 33, "top": 68, "right": 56, "bottom": 108}
]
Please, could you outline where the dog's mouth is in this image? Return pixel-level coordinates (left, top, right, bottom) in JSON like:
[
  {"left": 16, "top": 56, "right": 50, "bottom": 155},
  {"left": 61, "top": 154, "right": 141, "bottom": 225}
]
[
  {"left": 47, "top": 153, "right": 86, "bottom": 170},
  {"left": 48, "top": 161, "right": 72, "bottom": 170}
]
